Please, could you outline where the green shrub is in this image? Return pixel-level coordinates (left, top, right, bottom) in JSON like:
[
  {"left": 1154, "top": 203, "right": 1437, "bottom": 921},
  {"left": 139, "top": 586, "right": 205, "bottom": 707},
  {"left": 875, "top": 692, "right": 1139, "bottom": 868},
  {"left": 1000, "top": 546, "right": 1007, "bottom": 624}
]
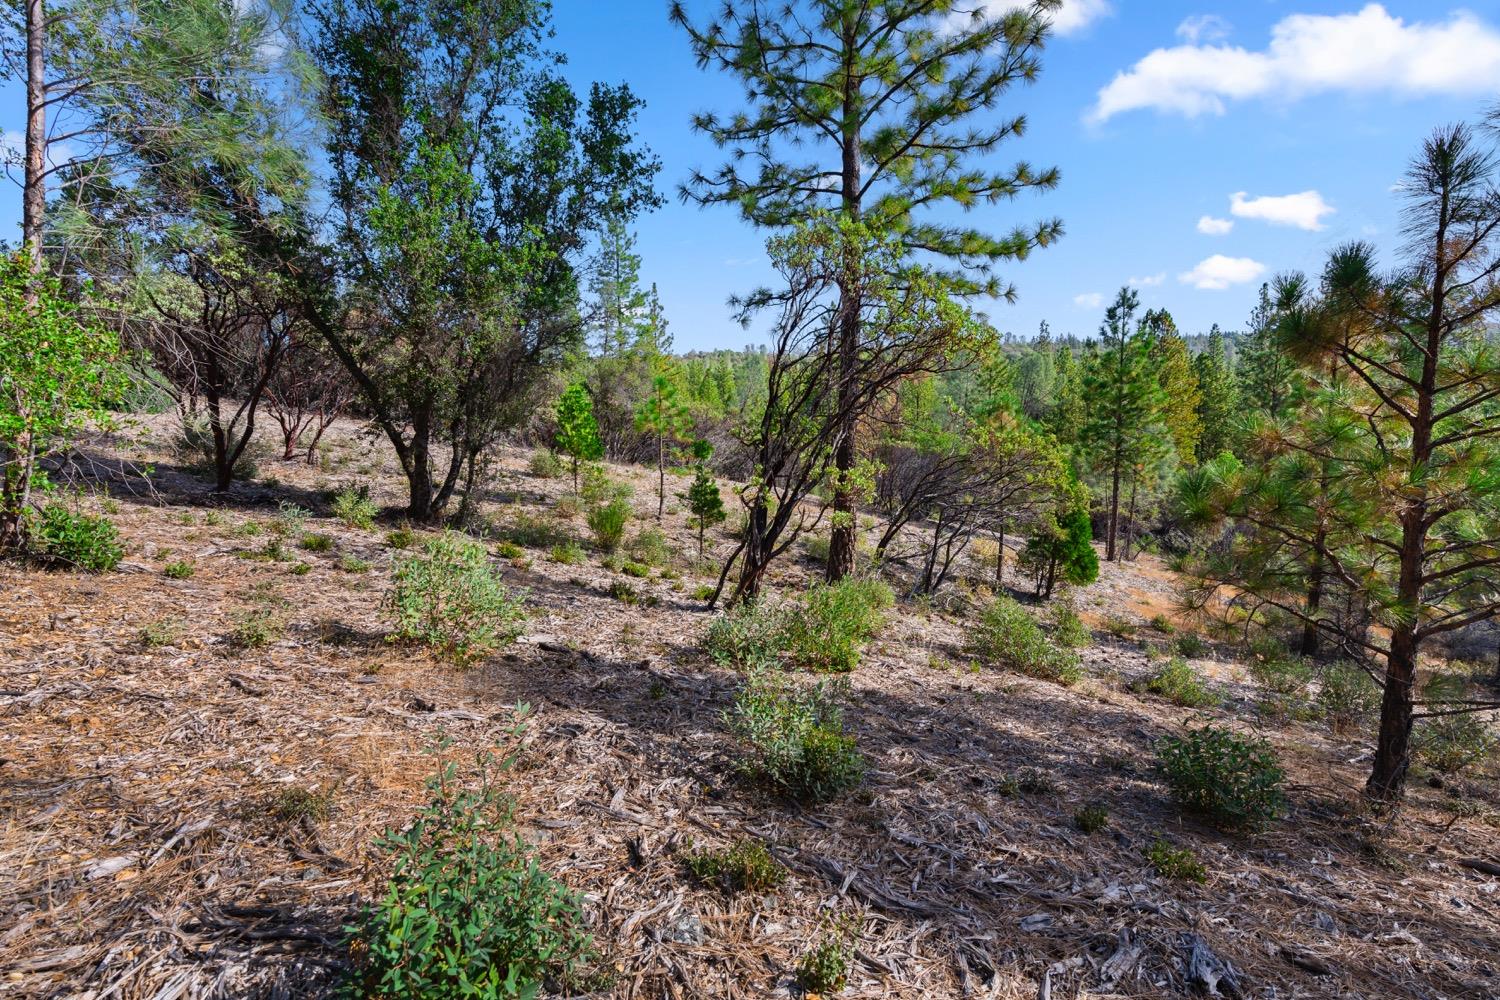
[
  {"left": 706, "top": 600, "right": 793, "bottom": 671},
  {"left": 625, "top": 527, "right": 672, "bottom": 567},
  {"left": 299, "top": 532, "right": 335, "bottom": 553},
  {"left": 1074, "top": 803, "right": 1109, "bottom": 833},
  {"left": 725, "top": 672, "right": 864, "bottom": 803},
  {"left": 1146, "top": 838, "right": 1207, "bottom": 882},
  {"left": 230, "top": 610, "right": 282, "bottom": 650},
  {"left": 608, "top": 580, "right": 638, "bottom": 604},
  {"left": 340, "top": 554, "right": 371, "bottom": 574},
  {"left": 495, "top": 539, "right": 525, "bottom": 560},
  {"left": 621, "top": 560, "right": 650, "bottom": 578},
  {"left": 139, "top": 617, "right": 182, "bottom": 648},
  {"left": 683, "top": 838, "right": 786, "bottom": 893},
  {"left": 330, "top": 484, "right": 377, "bottom": 530},
  {"left": 586, "top": 498, "right": 632, "bottom": 552},
  {"left": 163, "top": 559, "right": 195, "bottom": 579},
  {"left": 783, "top": 577, "right": 894, "bottom": 673},
  {"left": 691, "top": 583, "right": 717, "bottom": 602},
  {"left": 527, "top": 449, "right": 564, "bottom": 478},
  {"left": 346, "top": 743, "right": 590, "bottom": 998},
  {"left": 1050, "top": 598, "right": 1092, "bottom": 649},
  {"left": 273, "top": 501, "right": 310, "bottom": 539},
  {"left": 549, "top": 541, "right": 585, "bottom": 565},
  {"left": 385, "top": 526, "right": 416, "bottom": 550},
  {"left": 32, "top": 504, "right": 123, "bottom": 571},
  {"left": 388, "top": 532, "right": 527, "bottom": 662},
  {"left": 270, "top": 786, "right": 333, "bottom": 824},
  {"left": 291, "top": 561, "right": 312, "bottom": 576},
  {"left": 1250, "top": 655, "right": 1313, "bottom": 696},
  {"left": 1173, "top": 632, "right": 1207, "bottom": 658},
  {"left": 1316, "top": 661, "right": 1381, "bottom": 735},
  {"left": 579, "top": 464, "right": 632, "bottom": 505},
  {"left": 803, "top": 534, "right": 831, "bottom": 563},
  {"left": 796, "top": 914, "right": 858, "bottom": 994},
  {"left": 1414, "top": 713, "right": 1496, "bottom": 774},
  {"left": 1149, "top": 614, "right": 1176, "bottom": 634},
  {"left": 1103, "top": 615, "right": 1137, "bottom": 639},
  {"left": 501, "top": 512, "right": 568, "bottom": 549},
  {"left": 1156, "top": 725, "right": 1286, "bottom": 831},
  {"left": 1135, "top": 657, "right": 1218, "bottom": 708},
  {"left": 969, "top": 596, "right": 1081, "bottom": 685}
]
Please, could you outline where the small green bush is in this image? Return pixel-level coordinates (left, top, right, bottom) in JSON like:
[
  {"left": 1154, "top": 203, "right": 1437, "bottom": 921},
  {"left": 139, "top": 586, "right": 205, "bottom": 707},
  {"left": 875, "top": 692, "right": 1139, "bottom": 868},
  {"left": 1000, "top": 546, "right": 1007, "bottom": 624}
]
[
  {"left": 586, "top": 498, "right": 632, "bottom": 552},
  {"left": 388, "top": 532, "right": 527, "bottom": 662},
  {"left": 608, "top": 580, "right": 638, "bottom": 604},
  {"left": 1135, "top": 657, "right": 1218, "bottom": 708},
  {"left": 1074, "top": 803, "right": 1109, "bottom": 833},
  {"left": 291, "top": 561, "right": 312, "bottom": 576},
  {"left": 346, "top": 743, "right": 590, "bottom": 998},
  {"left": 1103, "top": 615, "right": 1137, "bottom": 639},
  {"left": 1316, "top": 661, "right": 1381, "bottom": 735},
  {"left": 495, "top": 539, "right": 525, "bottom": 560},
  {"left": 969, "top": 596, "right": 1081, "bottom": 685},
  {"left": 299, "top": 532, "right": 335, "bottom": 553},
  {"left": 330, "top": 484, "right": 377, "bottom": 530},
  {"left": 340, "top": 554, "right": 371, "bottom": 574},
  {"left": 1173, "top": 632, "right": 1207, "bottom": 658},
  {"left": 683, "top": 838, "right": 786, "bottom": 893},
  {"left": 621, "top": 560, "right": 650, "bottom": 578},
  {"left": 1414, "top": 713, "right": 1496, "bottom": 775},
  {"left": 1146, "top": 838, "right": 1207, "bottom": 882},
  {"left": 163, "top": 559, "right": 195, "bottom": 579},
  {"left": 32, "top": 504, "right": 122, "bottom": 572},
  {"left": 691, "top": 583, "right": 717, "bottom": 602},
  {"left": 726, "top": 672, "right": 864, "bottom": 803},
  {"left": 1050, "top": 598, "right": 1092, "bottom": 649},
  {"left": 501, "top": 512, "right": 568, "bottom": 549},
  {"left": 140, "top": 617, "right": 182, "bottom": 648},
  {"left": 385, "top": 526, "right": 416, "bottom": 550},
  {"left": 273, "top": 501, "right": 310, "bottom": 539},
  {"left": 625, "top": 527, "right": 672, "bottom": 567},
  {"left": 230, "top": 610, "right": 282, "bottom": 650},
  {"left": 1149, "top": 614, "right": 1176, "bottom": 634},
  {"left": 1156, "top": 725, "right": 1286, "bottom": 831},
  {"left": 527, "top": 449, "right": 564, "bottom": 478},
  {"left": 803, "top": 534, "right": 831, "bottom": 563},
  {"left": 705, "top": 600, "right": 793, "bottom": 671},
  {"left": 783, "top": 577, "right": 894, "bottom": 673},
  {"left": 549, "top": 541, "right": 585, "bottom": 565},
  {"left": 270, "top": 786, "right": 333, "bottom": 824},
  {"left": 796, "top": 914, "right": 858, "bottom": 994},
  {"left": 1250, "top": 655, "right": 1313, "bottom": 696}
]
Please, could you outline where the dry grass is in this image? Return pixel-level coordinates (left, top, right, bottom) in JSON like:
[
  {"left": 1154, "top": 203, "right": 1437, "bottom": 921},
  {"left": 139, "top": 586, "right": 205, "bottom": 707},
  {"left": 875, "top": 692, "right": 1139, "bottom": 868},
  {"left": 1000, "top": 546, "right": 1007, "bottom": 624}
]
[{"left": 2, "top": 415, "right": 1498, "bottom": 998}]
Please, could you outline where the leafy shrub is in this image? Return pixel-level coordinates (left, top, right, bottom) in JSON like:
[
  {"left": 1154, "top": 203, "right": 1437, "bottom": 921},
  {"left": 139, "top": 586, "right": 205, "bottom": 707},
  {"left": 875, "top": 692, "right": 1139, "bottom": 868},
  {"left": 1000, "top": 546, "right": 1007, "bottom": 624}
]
[
  {"left": 549, "top": 541, "right": 584, "bottom": 565},
  {"left": 608, "top": 580, "right": 638, "bottom": 604},
  {"left": 579, "top": 464, "right": 632, "bottom": 505},
  {"left": 969, "top": 596, "right": 1081, "bottom": 685},
  {"left": 340, "top": 554, "right": 371, "bottom": 574},
  {"left": 783, "top": 577, "right": 894, "bottom": 673},
  {"left": 1149, "top": 614, "right": 1176, "bottom": 634},
  {"left": 1135, "top": 657, "right": 1218, "bottom": 708},
  {"left": 691, "top": 583, "right": 717, "bottom": 602},
  {"left": 330, "top": 484, "right": 377, "bottom": 529},
  {"left": 495, "top": 539, "right": 525, "bottom": 560},
  {"left": 299, "top": 532, "right": 335, "bottom": 553},
  {"left": 1173, "top": 632, "right": 1207, "bottom": 658},
  {"left": 796, "top": 914, "right": 859, "bottom": 994},
  {"left": 585, "top": 498, "right": 632, "bottom": 552},
  {"left": 1316, "top": 661, "right": 1381, "bottom": 735},
  {"left": 230, "top": 609, "right": 282, "bottom": 650},
  {"left": 625, "top": 527, "right": 672, "bottom": 567},
  {"left": 270, "top": 786, "right": 333, "bottom": 824},
  {"left": 1103, "top": 615, "right": 1137, "bottom": 639},
  {"left": 346, "top": 742, "right": 590, "bottom": 998},
  {"left": 621, "top": 560, "right": 650, "bottom": 578},
  {"left": 726, "top": 672, "right": 865, "bottom": 803},
  {"left": 706, "top": 600, "right": 793, "bottom": 671},
  {"left": 683, "top": 838, "right": 786, "bottom": 893},
  {"left": 1414, "top": 713, "right": 1496, "bottom": 774},
  {"left": 1050, "top": 598, "right": 1092, "bottom": 649},
  {"left": 139, "top": 617, "right": 182, "bottom": 648},
  {"left": 803, "top": 534, "right": 831, "bottom": 563},
  {"left": 1074, "top": 803, "right": 1109, "bottom": 833},
  {"left": 163, "top": 559, "right": 195, "bottom": 579},
  {"left": 527, "top": 449, "right": 564, "bottom": 478},
  {"left": 273, "top": 501, "right": 310, "bottom": 539},
  {"left": 501, "top": 512, "right": 568, "bottom": 549},
  {"left": 1155, "top": 726, "right": 1286, "bottom": 831},
  {"left": 388, "top": 532, "right": 527, "bottom": 662},
  {"left": 32, "top": 504, "right": 122, "bottom": 571},
  {"left": 1146, "top": 838, "right": 1207, "bottom": 882},
  {"left": 385, "top": 526, "right": 416, "bottom": 550},
  {"left": 1250, "top": 655, "right": 1313, "bottom": 696},
  {"left": 291, "top": 561, "right": 312, "bottom": 576}
]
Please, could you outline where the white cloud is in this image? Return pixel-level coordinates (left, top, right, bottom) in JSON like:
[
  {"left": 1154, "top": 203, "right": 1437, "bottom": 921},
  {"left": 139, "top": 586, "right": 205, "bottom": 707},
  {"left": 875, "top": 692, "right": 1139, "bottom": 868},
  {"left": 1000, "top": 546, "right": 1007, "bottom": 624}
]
[
  {"left": 1088, "top": 4, "right": 1500, "bottom": 123},
  {"left": 1197, "top": 215, "right": 1234, "bottom": 235},
  {"left": 1073, "top": 292, "right": 1104, "bottom": 309},
  {"left": 1230, "top": 189, "right": 1334, "bottom": 231},
  {"left": 1128, "top": 272, "right": 1166, "bottom": 287},
  {"left": 944, "top": 0, "right": 1112, "bottom": 38},
  {"left": 1179, "top": 255, "right": 1266, "bottom": 291},
  {"left": 1176, "top": 14, "right": 1230, "bottom": 45}
]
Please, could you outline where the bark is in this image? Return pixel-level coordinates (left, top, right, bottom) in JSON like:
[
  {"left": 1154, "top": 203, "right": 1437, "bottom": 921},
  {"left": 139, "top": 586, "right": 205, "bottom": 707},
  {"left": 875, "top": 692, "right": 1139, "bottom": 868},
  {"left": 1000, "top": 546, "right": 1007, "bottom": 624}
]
[
  {"left": 23, "top": 0, "right": 46, "bottom": 276},
  {"left": 1300, "top": 542, "right": 1325, "bottom": 659}
]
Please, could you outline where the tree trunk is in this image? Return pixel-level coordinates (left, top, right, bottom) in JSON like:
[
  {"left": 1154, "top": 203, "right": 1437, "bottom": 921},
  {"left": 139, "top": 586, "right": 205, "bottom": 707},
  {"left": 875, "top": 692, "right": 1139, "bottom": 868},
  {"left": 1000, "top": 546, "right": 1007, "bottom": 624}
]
[
  {"left": 657, "top": 432, "right": 665, "bottom": 521},
  {"left": 1105, "top": 455, "right": 1121, "bottom": 562},
  {"left": 1300, "top": 542, "right": 1325, "bottom": 658},
  {"left": 1366, "top": 626, "right": 1417, "bottom": 799},
  {"left": 1123, "top": 473, "right": 1138, "bottom": 561},
  {"left": 23, "top": 0, "right": 46, "bottom": 277},
  {"left": 825, "top": 20, "right": 861, "bottom": 584}
]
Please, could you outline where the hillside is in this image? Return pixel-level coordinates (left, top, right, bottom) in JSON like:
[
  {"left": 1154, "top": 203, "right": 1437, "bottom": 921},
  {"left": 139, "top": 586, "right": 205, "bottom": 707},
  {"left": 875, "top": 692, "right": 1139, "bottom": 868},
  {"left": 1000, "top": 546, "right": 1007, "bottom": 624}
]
[{"left": 3, "top": 417, "right": 1499, "bottom": 1000}]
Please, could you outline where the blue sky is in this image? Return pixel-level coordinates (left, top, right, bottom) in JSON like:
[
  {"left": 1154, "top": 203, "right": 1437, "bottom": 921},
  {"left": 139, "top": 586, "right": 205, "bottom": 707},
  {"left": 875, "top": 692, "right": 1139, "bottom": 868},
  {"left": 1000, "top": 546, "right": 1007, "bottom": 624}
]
[{"left": 7, "top": 2, "right": 1500, "bottom": 350}]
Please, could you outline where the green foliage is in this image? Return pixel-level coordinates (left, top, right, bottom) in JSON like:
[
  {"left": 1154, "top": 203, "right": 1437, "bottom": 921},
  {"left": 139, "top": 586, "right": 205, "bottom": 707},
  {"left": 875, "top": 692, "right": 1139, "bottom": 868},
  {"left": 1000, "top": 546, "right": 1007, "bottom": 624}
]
[
  {"left": 230, "top": 609, "right": 282, "bottom": 650},
  {"left": 1316, "top": 661, "right": 1381, "bottom": 735},
  {"left": 345, "top": 739, "right": 590, "bottom": 999},
  {"left": 495, "top": 540, "right": 525, "bottom": 560},
  {"left": 31, "top": 503, "right": 123, "bottom": 572},
  {"left": 1249, "top": 655, "right": 1313, "bottom": 697},
  {"left": 500, "top": 512, "right": 568, "bottom": 550},
  {"left": 555, "top": 383, "right": 604, "bottom": 490},
  {"left": 300, "top": 532, "right": 335, "bottom": 553},
  {"left": 527, "top": 450, "right": 564, "bottom": 479},
  {"left": 1073, "top": 803, "right": 1109, "bottom": 834},
  {"left": 389, "top": 533, "right": 527, "bottom": 662},
  {"left": 1135, "top": 657, "right": 1218, "bottom": 708},
  {"left": 726, "top": 672, "right": 864, "bottom": 803},
  {"left": 625, "top": 527, "right": 672, "bottom": 567},
  {"left": 331, "top": 484, "right": 378, "bottom": 530},
  {"left": 1049, "top": 597, "right": 1092, "bottom": 649},
  {"left": 796, "top": 914, "right": 859, "bottom": 995},
  {"left": 1414, "top": 713, "right": 1496, "bottom": 775},
  {"left": 163, "top": 559, "right": 195, "bottom": 580},
  {"left": 139, "top": 616, "right": 183, "bottom": 648},
  {"left": 0, "top": 253, "right": 123, "bottom": 546},
  {"left": 783, "top": 578, "right": 894, "bottom": 673},
  {"left": 607, "top": 580, "right": 639, "bottom": 604},
  {"left": 1173, "top": 633, "right": 1207, "bottom": 658},
  {"left": 681, "top": 464, "right": 726, "bottom": 560},
  {"left": 271, "top": 787, "right": 333, "bottom": 824},
  {"left": 386, "top": 527, "right": 417, "bottom": 550},
  {"left": 340, "top": 554, "right": 372, "bottom": 574},
  {"left": 1021, "top": 506, "right": 1098, "bottom": 598},
  {"left": 969, "top": 596, "right": 1082, "bottom": 685},
  {"left": 706, "top": 600, "right": 793, "bottom": 671},
  {"left": 548, "top": 541, "right": 584, "bottom": 565},
  {"left": 585, "top": 498, "right": 632, "bottom": 553},
  {"left": 1149, "top": 614, "right": 1176, "bottom": 634},
  {"left": 683, "top": 838, "right": 786, "bottom": 894},
  {"left": 1156, "top": 726, "right": 1287, "bottom": 832},
  {"left": 620, "top": 560, "right": 650, "bottom": 578},
  {"left": 1146, "top": 838, "right": 1207, "bottom": 882}
]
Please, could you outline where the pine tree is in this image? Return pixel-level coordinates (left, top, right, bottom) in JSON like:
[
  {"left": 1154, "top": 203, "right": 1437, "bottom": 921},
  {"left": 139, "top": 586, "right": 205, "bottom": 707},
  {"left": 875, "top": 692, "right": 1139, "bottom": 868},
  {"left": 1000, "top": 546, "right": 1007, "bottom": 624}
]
[
  {"left": 634, "top": 364, "right": 693, "bottom": 519},
  {"left": 555, "top": 382, "right": 603, "bottom": 492},
  {"left": 1047, "top": 345, "right": 1085, "bottom": 448},
  {"left": 1081, "top": 287, "right": 1167, "bottom": 561},
  {"left": 682, "top": 441, "right": 726, "bottom": 563},
  {"left": 1193, "top": 326, "right": 1239, "bottom": 462},
  {"left": 1143, "top": 310, "right": 1202, "bottom": 467},
  {"left": 1237, "top": 284, "right": 1299, "bottom": 421},
  {"left": 675, "top": 0, "right": 1064, "bottom": 584}
]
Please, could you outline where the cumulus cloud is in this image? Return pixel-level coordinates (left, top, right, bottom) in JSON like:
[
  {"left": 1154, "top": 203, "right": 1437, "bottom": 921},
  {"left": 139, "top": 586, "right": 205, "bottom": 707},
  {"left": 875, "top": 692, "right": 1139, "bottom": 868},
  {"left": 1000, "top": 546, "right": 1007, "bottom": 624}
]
[
  {"left": 1230, "top": 190, "right": 1334, "bottom": 231},
  {"left": 1176, "top": 14, "right": 1230, "bottom": 45},
  {"left": 1197, "top": 215, "right": 1234, "bottom": 235},
  {"left": 1088, "top": 4, "right": 1500, "bottom": 123},
  {"left": 1179, "top": 255, "right": 1266, "bottom": 290},
  {"left": 1128, "top": 272, "right": 1166, "bottom": 287},
  {"left": 1073, "top": 292, "right": 1104, "bottom": 309},
  {"left": 944, "top": 0, "right": 1112, "bottom": 38}
]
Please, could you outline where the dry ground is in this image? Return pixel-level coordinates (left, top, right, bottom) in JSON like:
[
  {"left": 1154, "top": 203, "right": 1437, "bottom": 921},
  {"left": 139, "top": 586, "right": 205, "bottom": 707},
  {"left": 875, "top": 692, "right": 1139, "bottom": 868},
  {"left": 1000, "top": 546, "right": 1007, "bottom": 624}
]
[{"left": 3, "top": 415, "right": 1500, "bottom": 999}]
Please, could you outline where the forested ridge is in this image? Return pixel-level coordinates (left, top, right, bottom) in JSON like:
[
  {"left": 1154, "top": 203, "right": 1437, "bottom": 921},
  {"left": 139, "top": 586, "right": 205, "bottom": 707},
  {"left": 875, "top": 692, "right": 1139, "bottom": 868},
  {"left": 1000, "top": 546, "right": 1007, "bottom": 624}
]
[{"left": 3, "top": 1, "right": 1500, "bottom": 998}]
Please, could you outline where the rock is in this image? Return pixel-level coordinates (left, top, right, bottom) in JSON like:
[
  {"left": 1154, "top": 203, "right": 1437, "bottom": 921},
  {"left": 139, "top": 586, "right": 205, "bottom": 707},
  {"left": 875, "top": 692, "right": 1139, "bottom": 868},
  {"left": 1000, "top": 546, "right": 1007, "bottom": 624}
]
[{"left": 662, "top": 911, "right": 704, "bottom": 946}]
